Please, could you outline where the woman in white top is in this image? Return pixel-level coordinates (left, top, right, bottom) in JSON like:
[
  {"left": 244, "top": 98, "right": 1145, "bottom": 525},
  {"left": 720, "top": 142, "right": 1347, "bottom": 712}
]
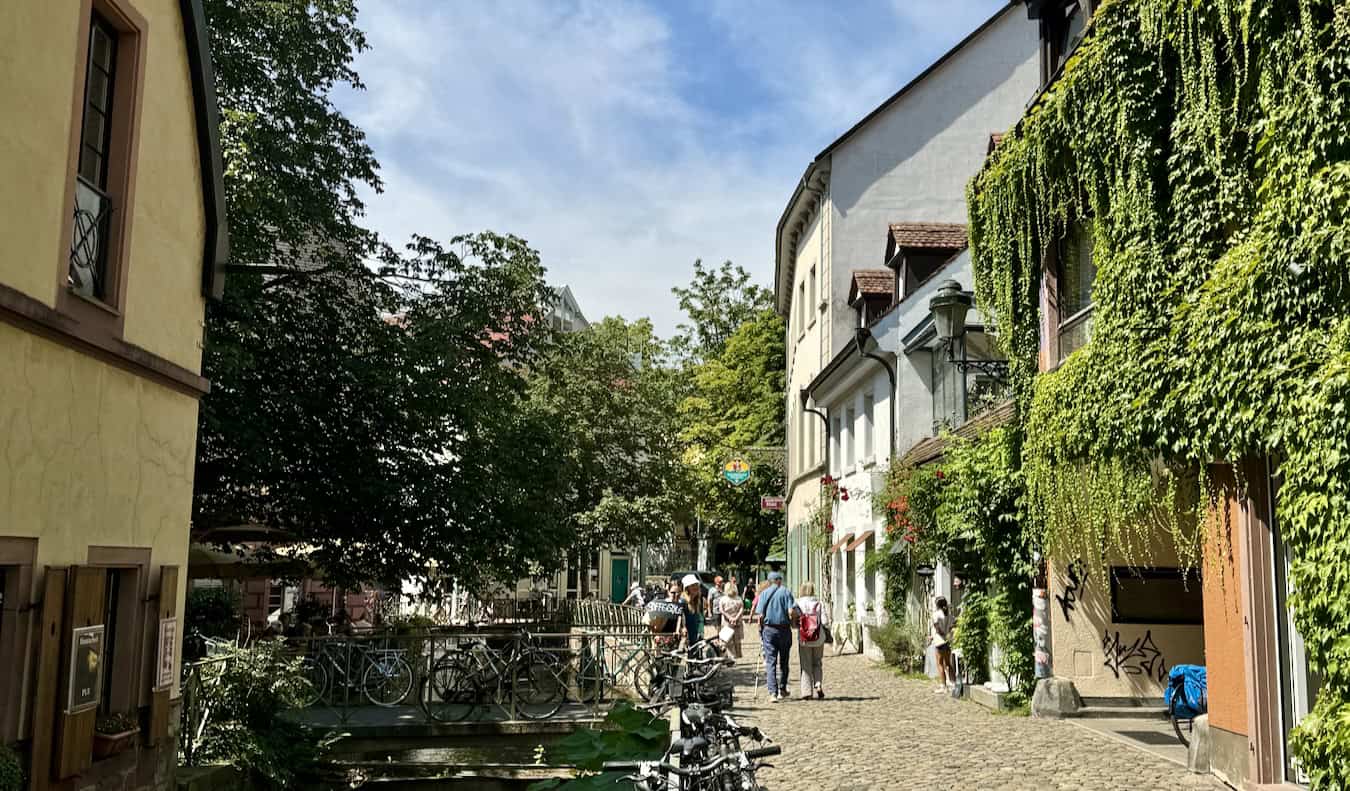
[
  {"left": 717, "top": 581, "right": 745, "bottom": 659},
  {"left": 930, "top": 596, "right": 955, "bottom": 693},
  {"left": 792, "top": 581, "right": 830, "bottom": 699}
]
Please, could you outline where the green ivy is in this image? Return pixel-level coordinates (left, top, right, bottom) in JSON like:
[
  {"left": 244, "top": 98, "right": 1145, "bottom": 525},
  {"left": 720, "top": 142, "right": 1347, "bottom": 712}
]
[
  {"left": 967, "top": 0, "right": 1350, "bottom": 782},
  {"left": 876, "top": 428, "right": 1036, "bottom": 694}
]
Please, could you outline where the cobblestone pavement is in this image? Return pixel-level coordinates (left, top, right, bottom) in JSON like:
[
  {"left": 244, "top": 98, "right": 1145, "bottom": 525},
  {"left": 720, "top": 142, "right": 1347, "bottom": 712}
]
[{"left": 721, "top": 640, "right": 1228, "bottom": 791}]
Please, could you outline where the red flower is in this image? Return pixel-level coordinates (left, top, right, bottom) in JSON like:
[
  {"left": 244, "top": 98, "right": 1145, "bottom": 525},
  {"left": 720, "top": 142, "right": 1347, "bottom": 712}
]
[
  {"left": 840, "top": 489, "right": 850, "bottom": 501},
  {"left": 935, "top": 470, "right": 945, "bottom": 479},
  {"left": 826, "top": 522, "right": 834, "bottom": 532}
]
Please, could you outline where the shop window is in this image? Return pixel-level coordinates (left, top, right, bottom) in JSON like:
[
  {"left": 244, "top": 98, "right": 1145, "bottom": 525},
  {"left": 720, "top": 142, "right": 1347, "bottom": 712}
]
[
  {"left": 1056, "top": 223, "right": 1096, "bottom": 361},
  {"left": 1110, "top": 567, "right": 1203, "bottom": 625}
]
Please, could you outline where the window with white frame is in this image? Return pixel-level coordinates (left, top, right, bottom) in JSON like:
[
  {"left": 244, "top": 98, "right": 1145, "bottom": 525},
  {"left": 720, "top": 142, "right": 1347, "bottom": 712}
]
[
  {"left": 808, "top": 266, "right": 817, "bottom": 321},
  {"left": 830, "top": 416, "right": 841, "bottom": 475},
  {"left": 845, "top": 406, "right": 857, "bottom": 468},
  {"left": 862, "top": 393, "right": 875, "bottom": 461},
  {"left": 798, "top": 282, "right": 806, "bottom": 336}
]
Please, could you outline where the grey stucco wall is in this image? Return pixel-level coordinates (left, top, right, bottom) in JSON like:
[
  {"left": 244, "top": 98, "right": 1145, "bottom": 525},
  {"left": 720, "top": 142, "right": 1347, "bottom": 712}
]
[{"left": 826, "top": 7, "right": 1041, "bottom": 361}]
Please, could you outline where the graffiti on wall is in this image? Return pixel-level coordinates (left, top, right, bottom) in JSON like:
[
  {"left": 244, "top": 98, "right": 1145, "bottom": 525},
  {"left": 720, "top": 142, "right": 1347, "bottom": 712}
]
[
  {"left": 1101, "top": 629, "right": 1167, "bottom": 682},
  {"left": 1055, "top": 559, "right": 1087, "bottom": 622}
]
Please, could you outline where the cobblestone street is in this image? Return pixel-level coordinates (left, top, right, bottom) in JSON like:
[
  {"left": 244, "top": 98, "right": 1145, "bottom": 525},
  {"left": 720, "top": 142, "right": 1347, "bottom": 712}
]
[{"left": 723, "top": 639, "right": 1227, "bottom": 791}]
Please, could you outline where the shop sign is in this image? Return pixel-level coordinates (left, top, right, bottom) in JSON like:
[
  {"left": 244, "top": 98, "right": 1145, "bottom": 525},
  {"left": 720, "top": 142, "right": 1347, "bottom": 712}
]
[
  {"left": 760, "top": 495, "right": 785, "bottom": 511},
  {"left": 722, "top": 458, "right": 751, "bottom": 486},
  {"left": 156, "top": 617, "right": 178, "bottom": 691},
  {"left": 67, "top": 624, "right": 105, "bottom": 713}
]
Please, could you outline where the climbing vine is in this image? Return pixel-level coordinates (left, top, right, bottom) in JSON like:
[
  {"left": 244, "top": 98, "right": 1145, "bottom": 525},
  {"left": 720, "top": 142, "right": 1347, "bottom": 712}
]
[
  {"left": 876, "top": 428, "right": 1036, "bottom": 693},
  {"left": 967, "top": 0, "right": 1350, "bottom": 782}
]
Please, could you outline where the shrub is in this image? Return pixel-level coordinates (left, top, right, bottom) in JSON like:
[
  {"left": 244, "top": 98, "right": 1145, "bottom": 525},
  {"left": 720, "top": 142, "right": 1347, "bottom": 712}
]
[
  {"left": 191, "top": 641, "right": 337, "bottom": 789},
  {"left": 185, "top": 585, "right": 240, "bottom": 639},
  {"left": 869, "top": 620, "right": 925, "bottom": 672},
  {"left": 0, "top": 744, "right": 23, "bottom": 791}
]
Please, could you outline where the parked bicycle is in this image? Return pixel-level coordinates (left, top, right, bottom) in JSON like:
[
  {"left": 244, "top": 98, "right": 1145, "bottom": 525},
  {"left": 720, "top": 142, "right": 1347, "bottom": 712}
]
[
  {"left": 296, "top": 638, "right": 414, "bottom": 708},
  {"left": 603, "top": 744, "right": 781, "bottom": 790},
  {"left": 423, "top": 630, "right": 566, "bottom": 721},
  {"left": 575, "top": 632, "right": 659, "bottom": 703}
]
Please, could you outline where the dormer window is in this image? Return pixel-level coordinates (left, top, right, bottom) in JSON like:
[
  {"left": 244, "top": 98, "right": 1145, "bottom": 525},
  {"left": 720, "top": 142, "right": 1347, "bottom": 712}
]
[
  {"left": 847, "top": 270, "right": 894, "bottom": 327},
  {"left": 884, "top": 223, "right": 968, "bottom": 302}
]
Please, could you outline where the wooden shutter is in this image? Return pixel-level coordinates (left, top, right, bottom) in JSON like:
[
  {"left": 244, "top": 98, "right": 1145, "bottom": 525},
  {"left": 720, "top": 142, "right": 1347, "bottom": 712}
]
[
  {"left": 54, "top": 566, "right": 106, "bottom": 779},
  {"left": 148, "top": 565, "right": 178, "bottom": 744},
  {"left": 28, "top": 568, "right": 67, "bottom": 791}
]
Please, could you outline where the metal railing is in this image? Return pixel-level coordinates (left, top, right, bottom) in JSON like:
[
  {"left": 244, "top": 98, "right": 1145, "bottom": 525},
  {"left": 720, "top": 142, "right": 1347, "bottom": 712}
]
[{"left": 179, "top": 654, "right": 232, "bottom": 767}]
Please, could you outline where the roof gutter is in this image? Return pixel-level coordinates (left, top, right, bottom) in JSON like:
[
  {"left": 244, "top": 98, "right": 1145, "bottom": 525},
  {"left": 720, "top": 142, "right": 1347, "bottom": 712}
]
[{"left": 179, "top": 0, "right": 231, "bottom": 300}]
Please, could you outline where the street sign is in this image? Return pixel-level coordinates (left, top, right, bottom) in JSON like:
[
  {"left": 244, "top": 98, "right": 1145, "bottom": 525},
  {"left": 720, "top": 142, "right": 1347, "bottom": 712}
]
[
  {"left": 722, "top": 458, "right": 751, "bottom": 486},
  {"left": 760, "top": 495, "right": 785, "bottom": 511}
]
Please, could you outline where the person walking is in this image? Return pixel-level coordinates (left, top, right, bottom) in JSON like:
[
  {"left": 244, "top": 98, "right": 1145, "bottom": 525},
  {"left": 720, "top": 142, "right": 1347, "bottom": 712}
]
[
  {"left": 754, "top": 571, "right": 795, "bottom": 701},
  {"left": 708, "top": 575, "right": 724, "bottom": 632},
  {"left": 930, "top": 596, "right": 956, "bottom": 693},
  {"left": 679, "top": 574, "right": 706, "bottom": 650},
  {"left": 717, "top": 581, "right": 745, "bottom": 659},
  {"left": 645, "top": 579, "right": 683, "bottom": 651},
  {"left": 622, "top": 582, "right": 645, "bottom": 607},
  {"left": 793, "top": 581, "right": 829, "bottom": 699}
]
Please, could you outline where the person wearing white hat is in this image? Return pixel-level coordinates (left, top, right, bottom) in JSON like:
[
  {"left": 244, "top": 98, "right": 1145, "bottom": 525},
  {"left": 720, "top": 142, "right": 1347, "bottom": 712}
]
[
  {"left": 622, "top": 582, "right": 645, "bottom": 607},
  {"left": 679, "top": 574, "right": 706, "bottom": 648}
]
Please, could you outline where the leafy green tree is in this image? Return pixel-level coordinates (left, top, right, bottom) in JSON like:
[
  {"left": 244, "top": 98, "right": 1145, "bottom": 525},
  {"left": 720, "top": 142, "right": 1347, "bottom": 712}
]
[
  {"left": 195, "top": 0, "right": 572, "bottom": 590},
  {"left": 526, "top": 318, "right": 690, "bottom": 589},
  {"left": 679, "top": 309, "right": 787, "bottom": 561},
  {"left": 671, "top": 260, "right": 773, "bottom": 361}
]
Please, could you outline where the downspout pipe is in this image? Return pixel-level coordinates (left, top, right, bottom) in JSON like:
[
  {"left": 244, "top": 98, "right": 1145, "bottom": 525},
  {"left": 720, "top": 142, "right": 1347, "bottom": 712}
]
[
  {"left": 854, "top": 327, "right": 898, "bottom": 461},
  {"left": 798, "top": 386, "right": 830, "bottom": 476}
]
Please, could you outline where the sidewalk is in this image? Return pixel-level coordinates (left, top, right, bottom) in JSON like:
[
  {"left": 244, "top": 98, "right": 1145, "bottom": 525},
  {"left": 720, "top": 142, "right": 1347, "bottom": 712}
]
[{"left": 725, "top": 642, "right": 1226, "bottom": 790}]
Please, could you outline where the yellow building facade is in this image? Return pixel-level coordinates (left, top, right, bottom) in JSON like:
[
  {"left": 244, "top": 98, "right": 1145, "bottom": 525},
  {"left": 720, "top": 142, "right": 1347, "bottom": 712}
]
[{"left": 0, "top": 1, "right": 226, "bottom": 788}]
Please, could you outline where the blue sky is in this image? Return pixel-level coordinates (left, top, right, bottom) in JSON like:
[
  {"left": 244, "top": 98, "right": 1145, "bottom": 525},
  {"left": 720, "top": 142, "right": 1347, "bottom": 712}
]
[{"left": 335, "top": 0, "right": 1009, "bottom": 337}]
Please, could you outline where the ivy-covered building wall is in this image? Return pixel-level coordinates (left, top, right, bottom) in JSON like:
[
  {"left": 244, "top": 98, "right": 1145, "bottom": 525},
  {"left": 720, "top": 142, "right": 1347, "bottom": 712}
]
[{"left": 967, "top": 0, "right": 1350, "bottom": 786}]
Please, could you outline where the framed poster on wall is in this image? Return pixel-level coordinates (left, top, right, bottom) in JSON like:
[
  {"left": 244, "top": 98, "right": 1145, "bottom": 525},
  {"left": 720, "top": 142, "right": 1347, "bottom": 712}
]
[
  {"left": 67, "top": 624, "right": 105, "bottom": 713},
  {"left": 155, "top": 617, "right": 177, "bottom": 691}
]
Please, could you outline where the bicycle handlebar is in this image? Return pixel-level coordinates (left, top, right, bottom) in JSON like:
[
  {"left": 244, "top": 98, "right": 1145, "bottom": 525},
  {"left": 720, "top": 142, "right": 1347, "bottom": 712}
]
[{"left": 603, "top": 745, "right": 781, "bottom": 778}]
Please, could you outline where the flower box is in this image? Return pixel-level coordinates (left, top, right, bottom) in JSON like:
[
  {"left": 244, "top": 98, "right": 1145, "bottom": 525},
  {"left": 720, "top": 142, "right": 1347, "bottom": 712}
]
[{"left": 92, "top": 727, "right": 137, "bottom": 760}]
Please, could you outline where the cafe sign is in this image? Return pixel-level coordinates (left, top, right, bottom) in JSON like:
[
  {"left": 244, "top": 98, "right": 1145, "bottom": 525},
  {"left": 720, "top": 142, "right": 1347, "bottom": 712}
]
[
  {"left": 722, "top": 458, "right": 751, "bottom": 486},
  {"left": 155, "top": 618, "right": 178, "bottom": 691},
  {"left": 67, "top": 624, "right": 105, "bottom": 713}
]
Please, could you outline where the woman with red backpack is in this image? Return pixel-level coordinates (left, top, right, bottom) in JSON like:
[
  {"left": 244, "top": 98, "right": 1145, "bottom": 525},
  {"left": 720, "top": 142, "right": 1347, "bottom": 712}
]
[{"left": 793, "top": 581, "right": 829, "bottom": 700}]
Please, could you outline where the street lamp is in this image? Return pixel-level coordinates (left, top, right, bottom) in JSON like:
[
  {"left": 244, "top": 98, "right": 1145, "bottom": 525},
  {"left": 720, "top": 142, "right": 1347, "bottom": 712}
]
[{"left": 927, "top": 279, "right": 1009, "bottom": 382}]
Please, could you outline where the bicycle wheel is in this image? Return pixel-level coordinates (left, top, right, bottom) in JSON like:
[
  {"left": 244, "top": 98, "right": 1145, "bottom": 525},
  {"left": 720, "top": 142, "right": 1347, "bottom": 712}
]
[
  {"left": 294, "top": 656, "right": 328, "bottom": 707},
  {"left": 576, "top": 646, "right": 609, "bottom": 704},
  {"left": 513, "top": 654, "right": 566, "bottom": 719},
  {"left": 423, "top": 656, "right": 479, "bottom": 722},
  {"left": 362, "top": 655, "right": 414, "bottom": 706},
  {"left": 630, "top": 652, "right": 658, "bottom": 702}
]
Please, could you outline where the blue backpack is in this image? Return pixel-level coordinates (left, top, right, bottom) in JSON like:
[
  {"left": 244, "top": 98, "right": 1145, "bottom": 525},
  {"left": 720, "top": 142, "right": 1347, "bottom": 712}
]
[{"left": 1165, "top": 664, "right": 1208, "bottom": 719}]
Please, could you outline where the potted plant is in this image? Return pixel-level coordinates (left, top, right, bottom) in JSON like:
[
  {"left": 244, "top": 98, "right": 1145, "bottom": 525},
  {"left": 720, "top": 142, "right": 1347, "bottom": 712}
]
[{"left": 93, "top": 713, "right": 138, "bottom": 759}]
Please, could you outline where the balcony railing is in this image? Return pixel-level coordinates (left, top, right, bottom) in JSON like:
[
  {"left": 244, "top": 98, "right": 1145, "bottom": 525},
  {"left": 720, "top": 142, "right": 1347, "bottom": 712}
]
[{"left": 69, "top": 177, "right": 112, "bottom": 300}]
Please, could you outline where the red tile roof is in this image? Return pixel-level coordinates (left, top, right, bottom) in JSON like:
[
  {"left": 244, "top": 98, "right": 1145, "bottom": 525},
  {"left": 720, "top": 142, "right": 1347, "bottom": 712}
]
[
  {"left": 848, "top": 269, "right": 893, "bottom": 304},
  {"left": 889, "top": 222, "right": 968, "bottom": 250}
]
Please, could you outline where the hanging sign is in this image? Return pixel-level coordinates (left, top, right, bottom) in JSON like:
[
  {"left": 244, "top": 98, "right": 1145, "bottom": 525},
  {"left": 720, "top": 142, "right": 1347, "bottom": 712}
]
[
  {"left": 760, "top": 495, "right": 785, "bottom": 511},
  {"left": 67, "top": 624, "right": 105, "bottom": 713},
  {"left": 722, "top": 458, "right": 751, "bottom": 486},
  {"left": 156, "top": 617, "right": 178, "bottom": 691}
]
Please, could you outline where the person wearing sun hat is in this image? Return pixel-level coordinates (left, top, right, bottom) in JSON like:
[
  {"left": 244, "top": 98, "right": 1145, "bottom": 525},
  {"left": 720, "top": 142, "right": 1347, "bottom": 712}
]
[
  {"left": 754, "top": 571, "right": 795, "bottom": 700},
  {"left": 679, "top": 573, "right": 706, "bottom": 648}
]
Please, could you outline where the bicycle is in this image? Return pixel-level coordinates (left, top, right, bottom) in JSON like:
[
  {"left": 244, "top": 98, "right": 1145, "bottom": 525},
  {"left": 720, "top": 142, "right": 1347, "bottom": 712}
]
[
  {"left": 427, "top": 630, "right": 566, "bottom": 720},
  {"left": 1166, "top": 664, "right": 1208, "bottom": 746},
  {"left": 575, "top": 632, "right": 659, "bottom": 703},
  {"left": 603, "top": 745, "right": 781, "bottom": 791},
  {"left": 296, "top": 638, "right": 414, "bottom": 708}
]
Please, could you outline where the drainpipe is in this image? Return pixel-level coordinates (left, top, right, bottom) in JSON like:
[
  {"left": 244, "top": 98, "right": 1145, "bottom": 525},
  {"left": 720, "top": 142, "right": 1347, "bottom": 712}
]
[
  {"left": 853, "top": 327, "right": 897, "bottom": 460},
  {"left": 798, "top": 387, "right": 830, "bottom": 590}
]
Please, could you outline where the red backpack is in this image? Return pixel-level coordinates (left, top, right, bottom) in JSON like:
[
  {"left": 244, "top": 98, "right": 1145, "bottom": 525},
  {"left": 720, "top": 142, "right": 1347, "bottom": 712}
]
[{"left": 799, "top": 602, "right": 821, "bottom": 642}]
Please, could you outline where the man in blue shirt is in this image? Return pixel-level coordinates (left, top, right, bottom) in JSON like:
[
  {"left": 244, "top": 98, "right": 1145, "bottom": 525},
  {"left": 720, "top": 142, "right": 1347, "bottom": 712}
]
[{"left": 754, "top": 571, "right": 795, "bottom": 701}]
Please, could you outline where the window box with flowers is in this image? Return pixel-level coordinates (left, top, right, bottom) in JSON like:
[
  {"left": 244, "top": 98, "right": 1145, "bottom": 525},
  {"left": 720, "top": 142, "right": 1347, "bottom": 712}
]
[{"left": 93, "top": 712, "right": 139, "bottom": 760}]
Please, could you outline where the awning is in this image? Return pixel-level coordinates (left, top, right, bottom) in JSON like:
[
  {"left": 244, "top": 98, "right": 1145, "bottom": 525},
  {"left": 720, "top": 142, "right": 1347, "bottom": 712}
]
[
  {"left": 828, "top": 533, "right": 855, "bottom": 554},
  {"left": 846, "top": 531, "right": 876, "bottom": 552}
]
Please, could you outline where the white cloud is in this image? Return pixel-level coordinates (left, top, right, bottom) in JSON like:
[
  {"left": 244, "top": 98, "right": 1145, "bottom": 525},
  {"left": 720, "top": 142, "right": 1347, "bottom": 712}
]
[{"left": 339, "top": 0, "right": 1006, "bottom": 336}]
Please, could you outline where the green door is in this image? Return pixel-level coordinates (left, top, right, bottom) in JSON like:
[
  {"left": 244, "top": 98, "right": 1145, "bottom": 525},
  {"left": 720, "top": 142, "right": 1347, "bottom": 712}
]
[{"left": 610, "top": 557, "right": 630, "bottom": 603}]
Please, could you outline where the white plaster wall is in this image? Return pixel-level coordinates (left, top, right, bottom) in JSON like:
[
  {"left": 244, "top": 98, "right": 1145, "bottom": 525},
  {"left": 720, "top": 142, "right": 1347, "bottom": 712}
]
[{"left": 825, "top": 7, "right": 1041, "bottom": 360}]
